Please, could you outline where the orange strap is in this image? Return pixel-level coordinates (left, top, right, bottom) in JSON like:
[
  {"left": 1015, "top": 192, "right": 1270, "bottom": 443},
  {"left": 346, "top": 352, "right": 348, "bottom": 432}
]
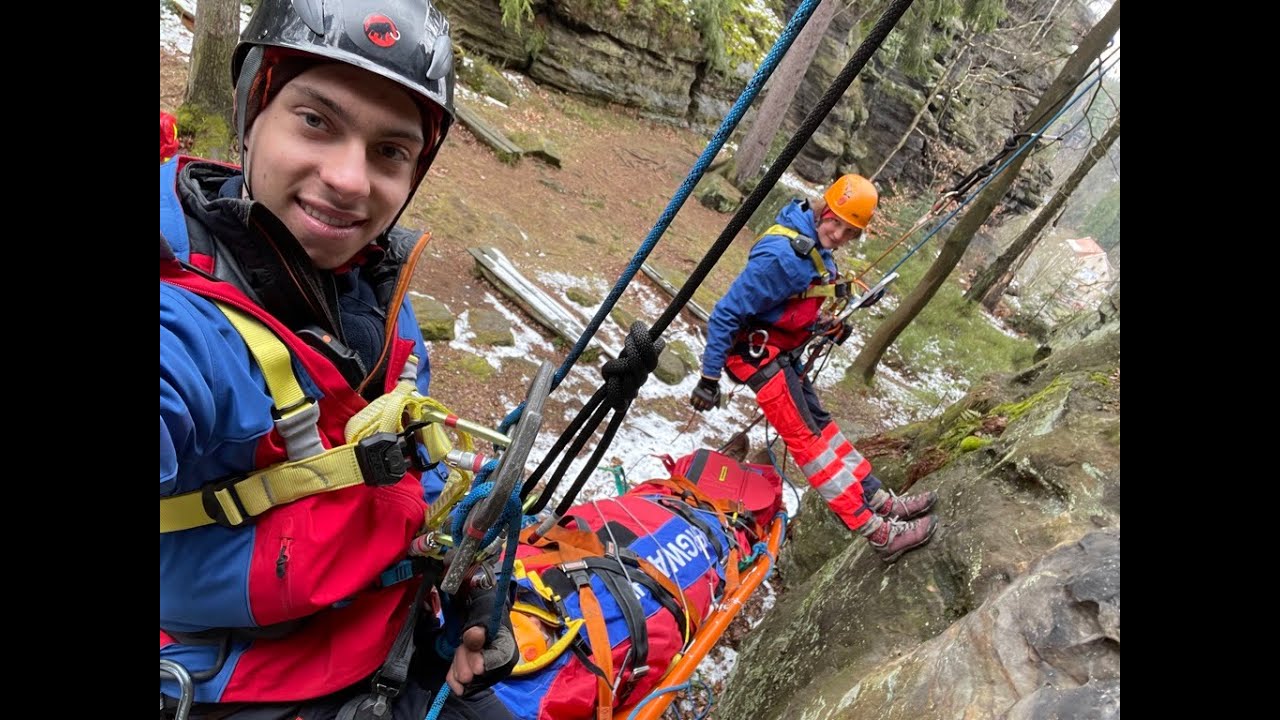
[
  {"left": 724, "top": 547, "right": 742, "bottom": 596},
  {"left": 649, "top": 476, "right": 746, "bottom": 521},
  {"left": 519, "top": 525, "right": 609, "bottom": 568},
  {"left": 575, "top": 581, "right": 615, "bottom": 720}
]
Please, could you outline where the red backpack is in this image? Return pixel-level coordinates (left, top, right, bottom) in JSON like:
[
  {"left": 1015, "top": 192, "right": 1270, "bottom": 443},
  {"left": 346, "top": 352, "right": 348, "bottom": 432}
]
[{"left": 654, "top": 449, "right": 784, "bottom": 529}]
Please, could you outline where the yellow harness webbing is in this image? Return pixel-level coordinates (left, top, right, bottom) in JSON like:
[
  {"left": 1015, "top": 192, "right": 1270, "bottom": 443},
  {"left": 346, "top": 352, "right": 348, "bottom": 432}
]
[{"left": 160, "top": 303, "right": 468, "bottom": 533}]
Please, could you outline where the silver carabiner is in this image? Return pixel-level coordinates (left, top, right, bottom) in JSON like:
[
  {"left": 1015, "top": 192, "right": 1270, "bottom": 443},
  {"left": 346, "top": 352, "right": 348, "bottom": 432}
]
[
  {"left": 160, "top": 658, "right": 195, "bottom": 720},
  {"left": 748, "top": 329, "right": 769, "bottom": 359}
]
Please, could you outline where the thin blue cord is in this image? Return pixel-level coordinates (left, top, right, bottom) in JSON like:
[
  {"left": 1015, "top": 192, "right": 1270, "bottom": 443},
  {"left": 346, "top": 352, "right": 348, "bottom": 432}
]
[
  {"left": 428, "top": 470, "right": 523, "bottom": 720},
  {"left": 424, "top": 684, "right": 450, "bottom": 720},
  {"left": 885, "top": 54, "right": 1122, "bottom": 279},
  {"left": 690, "top": 676, "right": 716, "bottom": 720},
  {"left": 627, "top": 681, "right": 693, "bottom": 720},
  {"left": 499, "top": 0, "right": 824, "bottom": 434}
]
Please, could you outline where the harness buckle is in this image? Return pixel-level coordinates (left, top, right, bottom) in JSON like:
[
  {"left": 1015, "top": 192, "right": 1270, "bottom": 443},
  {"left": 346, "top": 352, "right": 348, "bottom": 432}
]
[
  {"left": 559, "top": 560, "right": 593, "bottom": 587},
  {"left": 356, "top": 432, "right": 411, "bottom": 487},
  {"left": 341, "top": 689, "right": 394, "bottom": 719},
  {"left": 371, "top": 678, "right": 401, "bottom": 703},
  {"left": 747, "top": 329, "right": 769, "bottom": 359},
  {"left": 201, "top": 476, "right": 255, "bottom": 528}
]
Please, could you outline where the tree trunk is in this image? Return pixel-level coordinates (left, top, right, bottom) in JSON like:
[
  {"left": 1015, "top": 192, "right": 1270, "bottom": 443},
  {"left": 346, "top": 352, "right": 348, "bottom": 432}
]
[
  {"left": 967, "top": 110, "right": 1120, "bottom": 309},
  {"left": 732, "top": 0, "right": 839, "bottom": 188},
  {"left": 869, "top": 43, "right": 972, "bottom": 183},
  {"left": 181, "top": 0, "right": 240, "bottom": 160},
  {"left": 848, "top": 0, "right": 1120, "bottom": 382}
]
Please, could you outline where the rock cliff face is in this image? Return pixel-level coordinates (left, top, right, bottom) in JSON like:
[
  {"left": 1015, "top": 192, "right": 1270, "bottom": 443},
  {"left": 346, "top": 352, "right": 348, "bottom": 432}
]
[
  {"left": 440, "top": 0, "right": 1092, "bottom": 206},
  {"left": 718, "top": 299, "right": 1119, "bottom": 719}
]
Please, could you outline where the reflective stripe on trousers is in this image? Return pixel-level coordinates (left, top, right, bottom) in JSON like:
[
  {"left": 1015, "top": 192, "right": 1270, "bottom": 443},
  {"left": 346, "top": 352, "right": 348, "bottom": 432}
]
[{"left": 727, "top": 353, "right": 874, "bottom": 531}]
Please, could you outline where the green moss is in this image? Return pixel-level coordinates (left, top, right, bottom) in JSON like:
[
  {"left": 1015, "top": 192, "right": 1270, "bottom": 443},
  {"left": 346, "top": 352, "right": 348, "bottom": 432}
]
[
  {"left": 456, "top": 53, "right": 516, "bottom": 105},
  {"left": 937, "top": 409, "right": 983, "bottom": 453},
  {"left": 667, "top": 339, "right": 698, "bottom": 373},
  {"left": 958, "top": 436, "right": 991, "bottom": 452},
  {"left": 176, "top": 104, "right": 234, "bottom": 161},
  {"left": 457, "top": 355, "right": 495, "bottom": 379},
  {"left": 610, "top": 306, "right": 638, "bottom": 330},
  {"left": 990, "top": 376, "right": 1069, "bottom": 425},
  {"left": 1090, "top": 371, "right": 1112, "bottom": 386},
  {"left": 566, "top": 287, "right": 600, "bottom": 307},
  {"left": 840, "top": 195, "right": 1038, "bottom": 385}
]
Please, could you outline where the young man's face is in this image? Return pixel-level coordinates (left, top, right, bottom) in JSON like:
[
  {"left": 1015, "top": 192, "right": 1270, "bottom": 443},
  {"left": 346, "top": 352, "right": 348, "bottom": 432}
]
[
  {"left": 245, "top": 63, "right": 426, "bottom": 269},
  {"left": 817, "top": 213, "right": 863, "bottom": 250}
]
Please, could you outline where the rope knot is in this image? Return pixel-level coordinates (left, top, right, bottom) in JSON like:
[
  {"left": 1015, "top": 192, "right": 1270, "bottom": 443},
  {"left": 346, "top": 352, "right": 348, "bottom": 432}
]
[{"left": 601, "top": 321, "right": 664, "bottom": 408}]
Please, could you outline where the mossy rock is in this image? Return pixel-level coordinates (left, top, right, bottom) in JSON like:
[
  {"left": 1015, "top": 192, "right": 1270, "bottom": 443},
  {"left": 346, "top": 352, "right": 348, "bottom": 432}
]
[
  {"left": 410, "top": 293, "right": 455, "bottom": 341},
  {"left": 610, "top": 307, "right": 638, "bottom": 331},
  {"left": 175, "top": 104, "right": 234, "bottom": 161},
  {"left": 456, "top": 354, "right": 494, "bottom": 379},
  {"left": 694, "top": 173, "right": 742, "bottom": 214},
  {"left": 469, "top": 309, "right": 514, "bottom": 347},
  {"left": 667, "top": 339, "right": 698, "bottom": 374},
  {"left": 509, "top": 131, "right": 563, "bottom": 169},
  {"left": 566, "top": 287, "right": 600, "bottom": 307},
  {"left": 653, "top": 345, "right": 688, "bottom": 385},
  {"left": 456, "top": 54, "right": 517, "bottom": 105}
]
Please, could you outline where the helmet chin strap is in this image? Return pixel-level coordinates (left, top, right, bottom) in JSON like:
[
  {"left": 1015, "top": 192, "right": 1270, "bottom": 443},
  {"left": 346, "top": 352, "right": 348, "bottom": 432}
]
[{"left": 234, "top": 48, "right": 262, "bottom": 199}]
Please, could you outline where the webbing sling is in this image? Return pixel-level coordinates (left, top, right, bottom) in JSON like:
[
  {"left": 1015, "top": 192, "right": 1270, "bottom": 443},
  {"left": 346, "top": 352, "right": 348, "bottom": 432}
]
[
  {"left": 761, "top": 223, "right": 854, "bottom": 300},
  {"left": 161, "top": 302, "right": 464, "bottom": 533}
]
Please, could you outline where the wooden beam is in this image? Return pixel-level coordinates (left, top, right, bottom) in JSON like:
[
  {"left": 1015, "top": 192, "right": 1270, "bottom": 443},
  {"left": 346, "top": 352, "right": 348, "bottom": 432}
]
[
  {"left": 468, "top": 247, "right": 618, "bottom": 360},
  {"left": 640, "top": 263, "right": 710, "bottom": 324},
  {"left": 455, "top": 104, "right": 523, "bottom": 165},
  {"left": 170, "top": 0, "right": 197, "bottom": 32}
]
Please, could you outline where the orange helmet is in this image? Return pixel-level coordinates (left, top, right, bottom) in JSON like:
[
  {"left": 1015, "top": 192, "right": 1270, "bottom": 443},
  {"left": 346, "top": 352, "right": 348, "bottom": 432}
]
[{"left": 823, "top": 174, "right": 878, "bottom": 229}]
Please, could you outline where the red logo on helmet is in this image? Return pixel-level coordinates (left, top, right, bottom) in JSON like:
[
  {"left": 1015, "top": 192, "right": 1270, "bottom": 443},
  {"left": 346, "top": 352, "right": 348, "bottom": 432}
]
[{"left": 364, "top": 14, "right": 401, "bottom": 48}]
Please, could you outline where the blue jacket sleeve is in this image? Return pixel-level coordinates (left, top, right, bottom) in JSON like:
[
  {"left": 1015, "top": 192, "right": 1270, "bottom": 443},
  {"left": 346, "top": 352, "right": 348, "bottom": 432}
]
[
  {"left": 700, "top": 240, "right": 811, "bottom": 378},
  {"left": 161, "top": 283, "right": 275, "bottom": 496}
]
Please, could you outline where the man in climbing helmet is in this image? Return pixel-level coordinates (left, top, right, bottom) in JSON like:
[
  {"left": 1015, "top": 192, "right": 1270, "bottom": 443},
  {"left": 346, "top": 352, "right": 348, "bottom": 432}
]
[
  {"left": 230, "top": 0, "right": 456, "bottom": 265},
  {"left": 690, "top": 173, "right": 940, "bottom": 563},
  {"left": 160, "top": 1, "right": 517, "bottom": 718}
]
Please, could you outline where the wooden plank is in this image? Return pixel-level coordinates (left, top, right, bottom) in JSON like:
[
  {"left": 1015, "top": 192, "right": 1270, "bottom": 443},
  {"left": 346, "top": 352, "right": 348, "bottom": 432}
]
[
  {"left": 468, "top": 247, "right": 619, "bottom": 360},
  {"left": 640, "top": 263, "right": 711, "bottom": 324},
  {"left": 455, "top": 104, "right": 523, "bottom": 164},
  {"left": 171, "top": 0, "right": 197, "bottom": 32}
]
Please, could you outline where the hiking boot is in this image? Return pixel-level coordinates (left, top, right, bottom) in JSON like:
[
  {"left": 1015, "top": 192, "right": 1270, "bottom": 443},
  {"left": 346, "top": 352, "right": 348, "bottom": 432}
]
[
  {"left": 862, "top": 514, "right": 939, "bottom": 563},
  {"left": 872, "top": 489, "right": 938, "bottom": 521}
]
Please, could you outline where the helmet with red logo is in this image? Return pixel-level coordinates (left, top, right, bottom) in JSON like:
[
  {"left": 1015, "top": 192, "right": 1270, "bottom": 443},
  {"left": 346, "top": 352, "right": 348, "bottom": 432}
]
[
  {"left": 231, "top": 0, "right": 456, "bottom": 192},
  {"left": 822, "top": 174, "right": 878, "bottom": 229}
]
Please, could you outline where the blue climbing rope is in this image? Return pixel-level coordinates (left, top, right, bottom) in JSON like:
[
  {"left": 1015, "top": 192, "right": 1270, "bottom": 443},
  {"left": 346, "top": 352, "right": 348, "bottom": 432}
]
[
  {"left": 499, "top": 0, "right": 824, "bottom": 434},
  {"left": 426, "top": 460, "right": 524, "bottom": 720}
]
